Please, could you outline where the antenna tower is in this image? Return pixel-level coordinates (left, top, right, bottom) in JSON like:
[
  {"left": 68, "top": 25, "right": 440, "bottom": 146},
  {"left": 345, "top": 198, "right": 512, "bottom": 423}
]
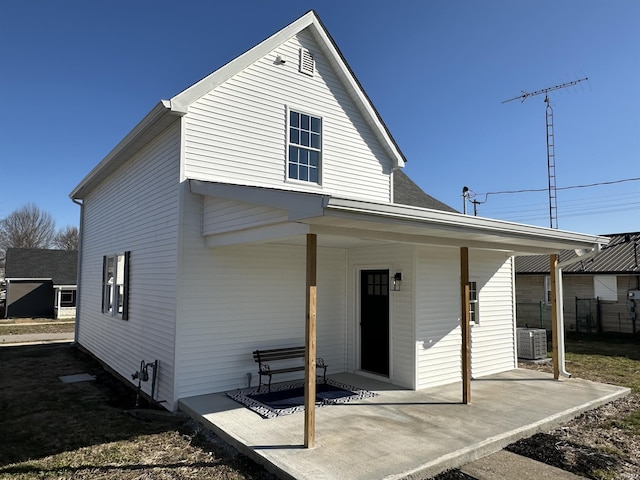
[{"left": 503, "top": 77, "right": 588, "bottom": 229}]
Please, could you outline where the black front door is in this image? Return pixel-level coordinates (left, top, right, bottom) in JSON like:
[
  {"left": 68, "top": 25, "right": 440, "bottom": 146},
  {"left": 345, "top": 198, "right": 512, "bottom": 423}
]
[{"left": 360, "top": 270, "right": 389, "bottom": 376}]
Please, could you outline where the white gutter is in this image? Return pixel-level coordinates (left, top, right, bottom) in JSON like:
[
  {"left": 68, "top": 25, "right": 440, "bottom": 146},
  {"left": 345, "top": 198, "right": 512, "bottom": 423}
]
[
  {"left": 326, "top": 197, "right": 610, "bottom": 248},
  {"left": 554, "top": 244, "right": 603, "bottom": 377},
  {"left": 72, "top": 198, "right": 84, "bottom": 344}
]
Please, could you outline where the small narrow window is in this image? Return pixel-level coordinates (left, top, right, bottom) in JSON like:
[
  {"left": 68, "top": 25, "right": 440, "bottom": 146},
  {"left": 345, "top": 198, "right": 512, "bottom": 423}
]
[
  {"left": 544, "top": 276, "right": 552, "bottom": 304},
  {"left": 102, "top": 251, "right": 130, "bottom": 320},
  {"left": 469, "top": 281, "right": 479, "bottom": 324},
  {"left": 288, "top": 109, "right": 321, "bottom": 184}
]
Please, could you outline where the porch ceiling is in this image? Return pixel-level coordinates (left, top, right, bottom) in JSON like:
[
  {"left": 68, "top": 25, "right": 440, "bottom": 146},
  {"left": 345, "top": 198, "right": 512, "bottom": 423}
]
[{"left": 190, "top": 180, "right": 610, "bottom": 255}]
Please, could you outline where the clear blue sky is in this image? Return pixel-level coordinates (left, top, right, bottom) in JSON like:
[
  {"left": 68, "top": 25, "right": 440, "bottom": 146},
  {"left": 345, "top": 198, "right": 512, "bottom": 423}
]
[{"left": 1, "top": 0, "right": 638, "bottom": 235}]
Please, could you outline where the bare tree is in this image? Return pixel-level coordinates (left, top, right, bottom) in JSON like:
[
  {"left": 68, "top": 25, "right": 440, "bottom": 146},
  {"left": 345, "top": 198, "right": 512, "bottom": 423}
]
[
  {"left": 0, "top": 203, "right": 56, "bottom": 254},
  {"left": 53, "top": 226, "right": 79, "bottom": 251}
]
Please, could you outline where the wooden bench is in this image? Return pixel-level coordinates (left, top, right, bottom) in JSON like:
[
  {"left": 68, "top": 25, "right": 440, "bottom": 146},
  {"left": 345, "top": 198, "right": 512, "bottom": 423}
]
[{"left": 253, "top": 346, "right": 327, "bottom": 392}]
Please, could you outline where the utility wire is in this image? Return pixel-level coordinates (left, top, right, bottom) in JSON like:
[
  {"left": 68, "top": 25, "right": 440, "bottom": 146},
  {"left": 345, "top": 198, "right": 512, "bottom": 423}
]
[{"left": 477, "top": 177, "right": 640, "bottom": 202}]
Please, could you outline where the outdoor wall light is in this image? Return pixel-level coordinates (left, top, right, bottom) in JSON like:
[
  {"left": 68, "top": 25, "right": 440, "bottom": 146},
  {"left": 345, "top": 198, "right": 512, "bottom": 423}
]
[{"left": 392, "top": 272, "right": 402, "bottom": 291}]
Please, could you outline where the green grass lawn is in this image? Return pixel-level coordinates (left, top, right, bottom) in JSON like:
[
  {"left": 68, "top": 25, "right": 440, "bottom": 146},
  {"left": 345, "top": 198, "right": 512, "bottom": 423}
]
[
  {"left": 563, "top": 333, "right": 640, "bottom": 392},
  {"left": 562, "top": 333, "right": 640, "bottom": 437}
]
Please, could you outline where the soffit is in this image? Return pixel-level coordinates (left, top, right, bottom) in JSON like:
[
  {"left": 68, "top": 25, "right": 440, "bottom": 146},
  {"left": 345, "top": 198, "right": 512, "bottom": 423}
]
[{"left": 191, "top": 181, "right": 609, "bottom": 254}]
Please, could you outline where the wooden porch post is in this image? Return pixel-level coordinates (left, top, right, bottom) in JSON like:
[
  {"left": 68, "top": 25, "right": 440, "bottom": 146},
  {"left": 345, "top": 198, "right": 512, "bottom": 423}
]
[
  {"left": 460, "top": 247, "right": 471, "bottom": 404},
  {"left": 304, "top": 233, "right": 317, "bottom": 448},
  {"left": 550, "top": 254, "right": 560, "bottom": 379}
]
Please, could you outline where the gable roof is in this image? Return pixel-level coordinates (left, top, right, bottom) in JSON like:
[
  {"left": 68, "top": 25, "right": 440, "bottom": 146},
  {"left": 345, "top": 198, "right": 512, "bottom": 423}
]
[
  {"left": 393, "top": 170, "right": 458, "bottom": 212},
  {"left": 4, "top": 248, "right": 78, "bottom": 285},
  {"left": 71, "top": 10, "right": 405, "bottom": 200},
  {"left": 516, "top": 232, "right": 640, "bottom": 274}
]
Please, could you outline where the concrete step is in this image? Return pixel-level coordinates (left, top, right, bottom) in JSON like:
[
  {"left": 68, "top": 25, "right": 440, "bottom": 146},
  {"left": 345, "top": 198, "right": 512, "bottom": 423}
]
[{"left": 460, "top": 450, "right": 587, "bottom": 479}]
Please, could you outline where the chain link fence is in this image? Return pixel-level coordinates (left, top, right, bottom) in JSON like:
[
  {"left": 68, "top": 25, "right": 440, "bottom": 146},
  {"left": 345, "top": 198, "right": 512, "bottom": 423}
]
[{"left": 517, "top": 298, "right": 638, "bottom": 334}]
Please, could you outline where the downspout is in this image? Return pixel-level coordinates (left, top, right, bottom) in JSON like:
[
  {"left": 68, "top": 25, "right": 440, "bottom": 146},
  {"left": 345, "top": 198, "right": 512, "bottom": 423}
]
[
  {"left": 554, "top": 244, "right": 602, "bottom": 377},
  {"left": 72, "top": 198, "right": 84, "bottom": 344}
]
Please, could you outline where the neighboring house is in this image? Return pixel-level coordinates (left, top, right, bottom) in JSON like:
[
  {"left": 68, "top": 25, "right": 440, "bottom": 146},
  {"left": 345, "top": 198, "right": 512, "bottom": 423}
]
[
  {"left": 69, "top": 10, "right": 608, "bottom": 411},
  {"left": 516, "top": 232, "right": 640, "bottom": 334},
  {"left": 4, "top": 248, "right": 78, "bottom": 319}
]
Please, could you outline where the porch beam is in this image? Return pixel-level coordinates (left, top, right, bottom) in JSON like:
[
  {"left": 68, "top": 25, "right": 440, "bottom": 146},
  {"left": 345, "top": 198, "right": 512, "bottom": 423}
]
[
  {"left": 304, "top": 233, "right": 317, "bottom": 448},
  {"left": 460, "top": 247, "right": 471, "bottom": 404},
  {"left": 307, "top": 224, "right": 559, "bottom": 256},
  {"left": 550, "top": 254, "right": 560, "bottom": 379}
]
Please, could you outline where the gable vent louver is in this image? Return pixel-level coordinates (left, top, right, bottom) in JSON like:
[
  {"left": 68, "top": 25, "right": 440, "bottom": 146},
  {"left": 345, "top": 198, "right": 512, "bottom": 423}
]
[{"left": 299, "top": 48, "right": 315, "bottom": 76}]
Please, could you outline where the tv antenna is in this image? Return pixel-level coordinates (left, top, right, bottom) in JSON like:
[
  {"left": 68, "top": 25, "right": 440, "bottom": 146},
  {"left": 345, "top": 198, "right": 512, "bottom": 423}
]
[{"left": 503, "top": 77, "right": 588, "bottom": 229}]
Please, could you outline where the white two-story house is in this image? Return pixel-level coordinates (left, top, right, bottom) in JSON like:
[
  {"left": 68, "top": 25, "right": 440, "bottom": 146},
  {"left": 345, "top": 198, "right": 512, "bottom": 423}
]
[{"left": 70, "top": 10, "right": 607, "bottom": 411}]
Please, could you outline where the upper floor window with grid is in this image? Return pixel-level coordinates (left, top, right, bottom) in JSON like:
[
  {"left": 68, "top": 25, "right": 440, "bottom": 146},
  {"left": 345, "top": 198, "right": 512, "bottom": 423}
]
[{"left": 288, "top": 110, "right": 321, "bottom": 183}]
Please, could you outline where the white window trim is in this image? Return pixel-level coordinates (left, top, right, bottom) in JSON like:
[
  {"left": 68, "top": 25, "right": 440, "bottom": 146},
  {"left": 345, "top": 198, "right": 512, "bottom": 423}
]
[
  {"left": 594, "top": 275, "right": 617, "bottom": 301},
  {"left": 102, "top": 252, "right": 130, "bottom": 320},
  {"left": 469, "top": 280, "right": 479, "bottom": 325},
  {"left": 285, "top": 106, "right": 323, "bottom": 186},
  {"left": 544, "top": 275, "right": 552, "bottom": 305}
]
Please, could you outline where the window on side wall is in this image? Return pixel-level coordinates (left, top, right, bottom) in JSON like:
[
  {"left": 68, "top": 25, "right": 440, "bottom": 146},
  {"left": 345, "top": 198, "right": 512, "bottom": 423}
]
[
  {"left": 287, "top": 109, "right": 321, "bottom": 184},
  {"left": 469, "top": 281, "right": 479, "bottom": 324},
  {"left": 60, "top": 290, "right": 76, "bottom": 307},
  {"left": 544, "top": 276, "right": 552, "bottom": 304},
  {"left": 594, "top": 275, "right": 617, "bottom": 301},
  {"left": 102, "top": 251, "right": 130, "bottom": 320}
]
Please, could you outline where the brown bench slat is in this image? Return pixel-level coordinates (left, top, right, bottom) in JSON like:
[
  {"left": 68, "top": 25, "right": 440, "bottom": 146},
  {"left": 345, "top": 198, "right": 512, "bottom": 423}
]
[{"left": 253, "top": 346, "right": 327, "bottom": 392}]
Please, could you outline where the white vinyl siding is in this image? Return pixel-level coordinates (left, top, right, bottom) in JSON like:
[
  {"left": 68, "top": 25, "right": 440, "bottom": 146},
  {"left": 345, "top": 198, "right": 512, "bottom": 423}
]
[
  {"left": 183, "top": 30, "right": 393, "bottom": 202},
  {"left": 415, "top": 247, "right": 517, "bottom": 389},
  {"left": 77, "top": 123, "right": 181, "bottom": 408},
  {"left": 202, "top": 197, "right": 288, "bottom": 236},
  {"left": 469, "top": 252, "right": 517, "bottom": 378},
  {"left": 174, "top": 192, "right": 347, "bottom": 398},
  {"left": 415, "top": 246, "right": 461, "bottom": 389}
]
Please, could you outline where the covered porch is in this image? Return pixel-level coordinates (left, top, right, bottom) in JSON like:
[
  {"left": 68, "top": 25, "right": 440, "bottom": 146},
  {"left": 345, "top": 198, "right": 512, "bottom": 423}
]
[
  {"left": 185, "top": 179, "right": 612, "bottom": 452},
  {"left": 180, "top": 369, "right": 629, "bottom": 480}
]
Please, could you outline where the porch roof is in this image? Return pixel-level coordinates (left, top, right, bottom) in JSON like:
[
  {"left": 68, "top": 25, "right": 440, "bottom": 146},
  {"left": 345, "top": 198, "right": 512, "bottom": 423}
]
[{"left": 190, "top": 180, "right": 610, "bottom": 255}]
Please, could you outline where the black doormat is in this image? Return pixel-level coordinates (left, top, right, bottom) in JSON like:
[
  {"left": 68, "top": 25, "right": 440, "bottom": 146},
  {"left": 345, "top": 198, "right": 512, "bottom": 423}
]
[{"left": 227, "top": 379, "right": 377, "bottom": 418}]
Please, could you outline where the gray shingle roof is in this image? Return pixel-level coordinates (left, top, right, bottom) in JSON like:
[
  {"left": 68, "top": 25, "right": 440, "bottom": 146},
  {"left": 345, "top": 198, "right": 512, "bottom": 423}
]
[
  {"left": 393, "top": 170, "right": 458, "bottom": 212},
  {"left": 5, "top": 248, "right": 78, "bottom": 285},
  {"left": 515, "top": 232, "right": 640, "bottom": 274}
]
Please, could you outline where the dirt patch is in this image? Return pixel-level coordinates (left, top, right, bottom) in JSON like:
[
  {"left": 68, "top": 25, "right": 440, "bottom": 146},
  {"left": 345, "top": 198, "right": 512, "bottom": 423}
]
[
  {"left": 506, "top": 393, "right": 640, "bottom": 479},
  {"left": 0, "top": 344, "right": 277, "bottom": 479},
  {"left": 0, "top": 318, "right": 75, "bottom": 336}
]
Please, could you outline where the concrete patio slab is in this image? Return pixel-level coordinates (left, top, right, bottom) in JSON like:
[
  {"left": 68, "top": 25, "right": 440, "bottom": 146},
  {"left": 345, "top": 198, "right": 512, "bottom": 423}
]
[{"left": 179, "top": 369, "right": 629, "bottom": 480}]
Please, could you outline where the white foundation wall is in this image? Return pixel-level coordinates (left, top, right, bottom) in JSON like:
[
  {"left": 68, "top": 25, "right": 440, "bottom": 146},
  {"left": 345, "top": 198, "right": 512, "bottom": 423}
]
[
  {"left": 415, "top": 246, "right": 462, "bottom": 389},
  {"left": 183, "top": 29, "right": 393, "bottom": 202},
  {"left": 77, "top": 123, "right": 181, "bottom": 407},
  {"left": 174, "top": 191, "right": 347, "bottom": 399},
  {"left": 346, "top": 244, "right": 415, "bottom": 389},
  {"left": 469, "top": 251, "right": 517, "bottom": 377}
]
